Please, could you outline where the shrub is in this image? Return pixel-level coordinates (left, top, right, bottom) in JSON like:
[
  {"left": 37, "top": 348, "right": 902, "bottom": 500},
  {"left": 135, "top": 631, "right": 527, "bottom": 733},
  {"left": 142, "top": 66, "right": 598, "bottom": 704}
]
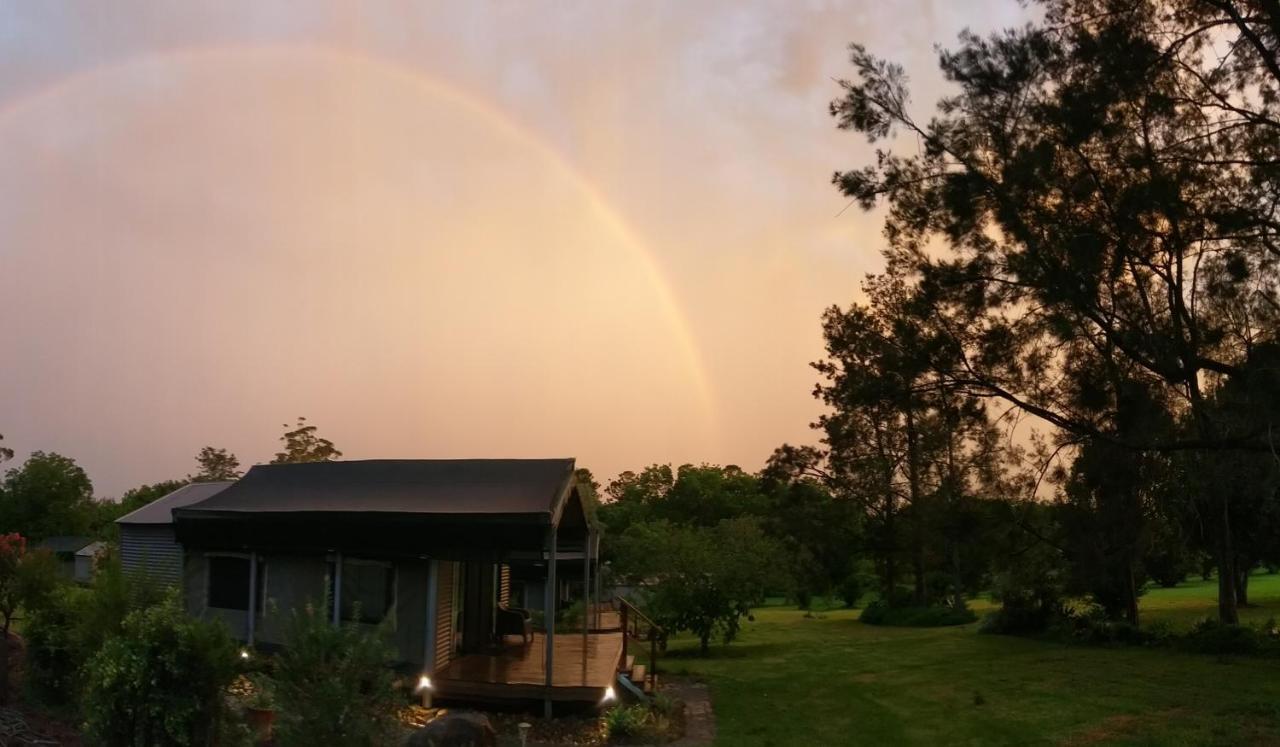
[
  {"left": 604, "top": 704, "right": 650, "bottom": 740},
  {"left": 1183, "top": 618, "right": 1268, "bottom": 656},
  {"left": 837, "top": 574, "right": 866, "bottom": 609},
  {"left": 272, "top": 602, "right": 401, "bottom": 747},
  {"left": 82, "top": 596, "right": 239, "bottom": 746},
  {"left": 24, "top": 553, "right": 167, "bottom": 706},
  {"left": 860, "top": 600, "right": 977, "bottom": 627}
]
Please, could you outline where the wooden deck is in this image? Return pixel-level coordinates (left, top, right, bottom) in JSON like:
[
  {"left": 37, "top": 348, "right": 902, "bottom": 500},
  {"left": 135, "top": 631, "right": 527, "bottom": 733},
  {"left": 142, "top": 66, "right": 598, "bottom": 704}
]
[{"left": 433, "top": 631, "right": 624, "bottom": 703}]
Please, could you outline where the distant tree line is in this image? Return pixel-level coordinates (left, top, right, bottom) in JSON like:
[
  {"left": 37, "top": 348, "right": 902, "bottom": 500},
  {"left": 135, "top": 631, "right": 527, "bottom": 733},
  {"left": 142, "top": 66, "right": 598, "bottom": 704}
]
[{"left": 0, "top": 417, "right": 340, "bottom": 543}]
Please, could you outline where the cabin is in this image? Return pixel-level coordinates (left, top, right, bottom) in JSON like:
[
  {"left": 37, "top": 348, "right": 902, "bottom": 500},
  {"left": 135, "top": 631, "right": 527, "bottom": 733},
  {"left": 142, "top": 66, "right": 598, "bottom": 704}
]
[
  {"left": 169, "top": 458, "right": 636, "bottom": 715},
  {"left": 38, "top": 536, "right": 92, "bottom": 580}
]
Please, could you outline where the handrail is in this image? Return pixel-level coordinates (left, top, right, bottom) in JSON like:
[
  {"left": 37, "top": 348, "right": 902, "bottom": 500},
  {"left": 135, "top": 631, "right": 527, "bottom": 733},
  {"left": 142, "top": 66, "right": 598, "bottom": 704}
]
[
  {"left": 614, "top": 596, "right": 663, "bottom": 694},
  {"left": 615, "top": 596, "right": 664, "bottom": 636}
]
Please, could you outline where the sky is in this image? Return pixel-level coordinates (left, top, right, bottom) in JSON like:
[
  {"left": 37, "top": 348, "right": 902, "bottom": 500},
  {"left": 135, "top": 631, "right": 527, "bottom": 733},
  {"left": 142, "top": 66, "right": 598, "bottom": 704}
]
[{"left": 0, "top": 1, "right": 1029, "bottom": 498}]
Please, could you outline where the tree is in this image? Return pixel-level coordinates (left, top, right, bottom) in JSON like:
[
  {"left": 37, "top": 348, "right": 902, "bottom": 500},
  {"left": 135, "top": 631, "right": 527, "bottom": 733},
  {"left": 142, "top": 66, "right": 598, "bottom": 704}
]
[
  {"left": 271, "top": 417, "right": 342, "bottom": 464},
  {"left": 0, "top": 533, "right": 61, "bottom": 704},
  {"left": 0, "top": 434, "right": 12, "bottom": 464},
  {"left": 0, "top": 452, "right": 95, "bottom": 541},
  {"left": 615, "top": 517, "right": 785, "bottom": 655},
  {"left": 191, "top": 446, "right": 241, "bottom": 481},
  {"left": 831, "top": 0, "right": 1280, "bottom": 622},
  {"left": 598, "top": 464, "right": 768, "bottom": 540}
]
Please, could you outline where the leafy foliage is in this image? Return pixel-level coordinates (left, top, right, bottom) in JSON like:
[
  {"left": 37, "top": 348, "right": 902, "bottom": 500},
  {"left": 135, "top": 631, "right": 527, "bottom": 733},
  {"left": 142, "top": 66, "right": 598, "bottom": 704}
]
[
  {"left": 270, "top": 417, "right": 342, "bottom": 464},
  {"left": 859, "top": 599, "right": 976, "bottom": 627},
  {"left": 271, "top": 602, "right": 400, "bottom": 747},
  {"left": 82, "top": 596, "right": 239, "bottom": 747},
  {"left": 191, "top": 446, "right": 241, "bottom": 481},
  {"left": 0, "top": 452, "right": 95, "bottom": 541},
  {"left": 617, "top": 517, "right": 786, "bottom": 654}
]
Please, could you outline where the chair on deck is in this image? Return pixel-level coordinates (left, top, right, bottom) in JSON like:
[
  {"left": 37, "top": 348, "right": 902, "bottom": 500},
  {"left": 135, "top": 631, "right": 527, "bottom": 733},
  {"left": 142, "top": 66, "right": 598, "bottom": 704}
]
[{"left": 496, "top": 606, "right": 533, "bottom": 645}]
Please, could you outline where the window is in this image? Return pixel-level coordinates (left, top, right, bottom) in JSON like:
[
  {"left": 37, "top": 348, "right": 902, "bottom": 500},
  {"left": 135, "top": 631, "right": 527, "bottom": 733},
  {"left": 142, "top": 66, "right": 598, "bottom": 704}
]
[
  {"left": 328, "top": 558, "right": 395, "bottom": 624},
  {"left": 208, "top": 555, "right": 265, "bottom": 612}
]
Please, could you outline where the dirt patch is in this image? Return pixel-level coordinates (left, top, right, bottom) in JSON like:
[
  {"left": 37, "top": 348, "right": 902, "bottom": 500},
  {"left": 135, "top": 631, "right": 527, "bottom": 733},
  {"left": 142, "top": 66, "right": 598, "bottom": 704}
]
[
  {"left": 1060, "top": 708, "right": 1185, "bottom": 746},
  {"left": 662, "top": 680, "right": 714, "bottom": 747}
]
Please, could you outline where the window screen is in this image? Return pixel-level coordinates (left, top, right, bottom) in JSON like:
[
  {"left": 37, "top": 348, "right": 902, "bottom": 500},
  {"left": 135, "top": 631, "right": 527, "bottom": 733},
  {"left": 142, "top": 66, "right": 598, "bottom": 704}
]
[
  {"left": 333, "top": 560, "right": 395, "bottom": 624},
  {"left": 208, "top": 556, "right": 265, "bottom": 612}
]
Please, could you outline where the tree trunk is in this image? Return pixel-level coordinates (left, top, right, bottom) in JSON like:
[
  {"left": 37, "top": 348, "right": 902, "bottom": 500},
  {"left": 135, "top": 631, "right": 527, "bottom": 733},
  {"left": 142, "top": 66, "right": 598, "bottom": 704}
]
[
  {"left": 1238, "top": 564, "right": 1251, "bottom": 607},
  {"left": 699, "top": 633, "right": 710, "bottom": 657},
  {"left": 951, "top": 540, "right": 965, "bottom": 611},
  {"left": 1217, "top": 520, "right": 1240, "bottom": 624},
  {"left": 904, "top": 408, "right": 926, "bottom": 606},
  {"left": 1124, "top": 561, "right": 1140, "bottom": 627}
]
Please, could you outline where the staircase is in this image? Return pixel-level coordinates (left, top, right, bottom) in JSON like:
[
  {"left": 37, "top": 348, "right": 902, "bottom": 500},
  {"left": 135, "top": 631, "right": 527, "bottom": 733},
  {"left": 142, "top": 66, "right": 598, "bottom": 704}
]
[{"left": 611, "top": 597, "right": 664, "bottom": 696}]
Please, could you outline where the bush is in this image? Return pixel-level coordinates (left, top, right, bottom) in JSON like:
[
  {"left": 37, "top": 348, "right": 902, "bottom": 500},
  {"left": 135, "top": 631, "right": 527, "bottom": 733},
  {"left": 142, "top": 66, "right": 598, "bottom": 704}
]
[
  {"left": 272, "top": 602, "right": 401, "bottom": 747},
  {"left": 837, "top": 574, "right": 866, "bottom": 609},
  {"left": 82, "top": 596, "right": 239, "bottom": 746},
  {"left": 604, "top": 704, "right": 651, "bottom": 740},
  {"left": 24, "top": 553, "right": 167, "bottom": 706},
  {"left": 859, "top": 600, "right": 977, "bottom": 627},
  {"left": 1183, "top": 618, "right": 1269, "bottom": 656}
]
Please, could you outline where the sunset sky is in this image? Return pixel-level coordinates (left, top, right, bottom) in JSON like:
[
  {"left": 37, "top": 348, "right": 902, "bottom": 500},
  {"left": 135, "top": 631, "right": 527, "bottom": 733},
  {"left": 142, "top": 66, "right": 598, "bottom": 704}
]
[{"left": 0, "top": 1, "right": 1028, "bottom": 497}]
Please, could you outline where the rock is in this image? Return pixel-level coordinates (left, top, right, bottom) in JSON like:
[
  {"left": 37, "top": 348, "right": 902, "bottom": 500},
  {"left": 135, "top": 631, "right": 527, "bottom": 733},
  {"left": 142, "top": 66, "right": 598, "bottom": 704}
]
[{"left": 405, "top": 711, "right": 497, "bottom": 747}]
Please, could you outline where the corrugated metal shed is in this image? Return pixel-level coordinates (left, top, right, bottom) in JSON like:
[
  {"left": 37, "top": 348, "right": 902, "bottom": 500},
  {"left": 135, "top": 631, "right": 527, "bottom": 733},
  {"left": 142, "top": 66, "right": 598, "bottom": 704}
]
[{"left": 116, "top": 481, "right": 233, "bottom": 585}]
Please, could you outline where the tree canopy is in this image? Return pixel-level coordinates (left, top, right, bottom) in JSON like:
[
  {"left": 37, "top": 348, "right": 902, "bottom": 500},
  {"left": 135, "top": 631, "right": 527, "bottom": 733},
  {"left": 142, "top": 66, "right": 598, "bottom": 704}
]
[{"left": 271, "top": 417, "right": 343, "bottom": 464}]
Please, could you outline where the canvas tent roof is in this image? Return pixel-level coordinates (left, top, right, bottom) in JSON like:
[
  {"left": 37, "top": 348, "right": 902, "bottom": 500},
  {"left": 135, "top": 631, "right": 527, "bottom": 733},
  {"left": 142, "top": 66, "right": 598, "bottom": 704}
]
[
  {"left": 171, "top": 459, "right": 588, "bottom": 557},
  {"left": 175, "top": 459, "right": 577, "bottom": 520},
  {"left": 116, "top": 481, "right": 234, "bottom": 525}
]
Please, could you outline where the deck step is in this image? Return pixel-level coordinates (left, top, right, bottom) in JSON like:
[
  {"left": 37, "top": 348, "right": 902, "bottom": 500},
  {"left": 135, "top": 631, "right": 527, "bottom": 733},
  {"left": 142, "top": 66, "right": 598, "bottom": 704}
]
[
  {"left": 644, "top": 674, "right": 657, "bottom": 695},
  {"left": 623, "top": 655, "right": 635, "bottom": 672},
  {"left": 629, "top": 664, "right": 646, "bottom": 684}
]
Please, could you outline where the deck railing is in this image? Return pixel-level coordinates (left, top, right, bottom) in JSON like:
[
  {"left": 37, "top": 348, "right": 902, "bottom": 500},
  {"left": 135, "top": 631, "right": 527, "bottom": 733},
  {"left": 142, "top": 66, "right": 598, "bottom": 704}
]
[{"left": 615, "top": 596, "right": 664, "bottom": 694}]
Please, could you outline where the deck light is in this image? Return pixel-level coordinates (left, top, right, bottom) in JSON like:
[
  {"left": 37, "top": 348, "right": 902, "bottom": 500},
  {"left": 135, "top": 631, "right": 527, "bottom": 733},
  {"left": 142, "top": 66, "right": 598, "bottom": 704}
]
[
  {"left": 239, "top": 649, "right": 250, "bottom": 661},
  {"left": 416, "top": 674, "right": 433, "bottom": 692},
  {"left": 602, "top": 686, "right": 617, "bottom": 703}
]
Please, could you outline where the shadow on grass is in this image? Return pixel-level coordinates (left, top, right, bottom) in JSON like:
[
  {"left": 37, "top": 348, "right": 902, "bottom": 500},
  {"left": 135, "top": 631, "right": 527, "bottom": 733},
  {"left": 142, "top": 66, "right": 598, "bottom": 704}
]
[{"left": 662, "top": 641, "right": 787, "bottom": 661}]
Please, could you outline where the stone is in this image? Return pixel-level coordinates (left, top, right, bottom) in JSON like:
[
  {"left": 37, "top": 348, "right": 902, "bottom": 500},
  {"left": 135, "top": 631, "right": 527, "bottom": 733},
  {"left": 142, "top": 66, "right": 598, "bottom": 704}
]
[{"left": 405, "top": 711, "right": 497, "bottom": 747}]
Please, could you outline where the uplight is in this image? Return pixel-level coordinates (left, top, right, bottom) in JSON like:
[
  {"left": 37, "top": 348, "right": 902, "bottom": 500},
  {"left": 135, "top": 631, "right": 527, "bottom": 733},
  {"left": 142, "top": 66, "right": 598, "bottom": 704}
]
[
  {"left": 602, "top": 686, "right": 617, "bottom": 703},
  {"left": 416, "top": 674, "right": 433, "bottom": 692},
  {"left": 239, "top": 649, "right": 250, "bottom": 660}
]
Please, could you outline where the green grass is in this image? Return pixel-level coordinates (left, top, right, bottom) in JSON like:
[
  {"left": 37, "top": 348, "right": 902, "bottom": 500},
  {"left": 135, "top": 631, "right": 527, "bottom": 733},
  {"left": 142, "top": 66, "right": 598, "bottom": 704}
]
[{"left": 657, "top": 576, "right": 1280, "bottom": 746}]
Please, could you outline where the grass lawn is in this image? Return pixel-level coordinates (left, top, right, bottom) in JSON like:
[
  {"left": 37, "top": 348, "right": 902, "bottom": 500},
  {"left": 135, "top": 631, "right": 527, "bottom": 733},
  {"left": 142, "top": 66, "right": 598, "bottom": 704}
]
[{"left": 657, "top": 575, "right": 1280, "bottom": 746}]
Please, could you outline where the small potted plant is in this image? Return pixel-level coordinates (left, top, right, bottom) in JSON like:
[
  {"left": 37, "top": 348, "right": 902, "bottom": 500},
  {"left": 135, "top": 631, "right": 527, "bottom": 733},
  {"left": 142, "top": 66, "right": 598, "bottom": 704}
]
[{"left": 243, "top": 673, "right": 277, "bottom": 743}]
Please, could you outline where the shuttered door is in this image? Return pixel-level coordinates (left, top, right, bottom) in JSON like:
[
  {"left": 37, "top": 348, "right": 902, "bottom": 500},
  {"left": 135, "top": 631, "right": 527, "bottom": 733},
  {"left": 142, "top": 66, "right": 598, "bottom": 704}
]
[
  {"left": 119, "top": 525, "right": 183, "bottom": 586},
  {"left": 498, "top": 563, "right": 511, "bottom": 607}
]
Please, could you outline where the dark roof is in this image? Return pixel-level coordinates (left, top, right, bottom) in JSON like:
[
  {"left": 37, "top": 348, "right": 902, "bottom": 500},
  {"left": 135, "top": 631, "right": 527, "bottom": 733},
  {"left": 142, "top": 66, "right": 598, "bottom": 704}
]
[
  {"left": 38, "top": 536, "right": 91, "bottom": 553},
  {"left": 116, "top": 481, "right": 234, "bottom": 525},
  {"left": 176, "top": 459, "right": 576, "bottom": 520}
]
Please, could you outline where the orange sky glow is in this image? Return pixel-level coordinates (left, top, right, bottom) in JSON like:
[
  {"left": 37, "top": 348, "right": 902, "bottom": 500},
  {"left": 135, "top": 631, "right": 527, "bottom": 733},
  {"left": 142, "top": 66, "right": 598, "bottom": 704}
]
[{"left": 0, "top": 1, "right": 1028, "bottom": 496}]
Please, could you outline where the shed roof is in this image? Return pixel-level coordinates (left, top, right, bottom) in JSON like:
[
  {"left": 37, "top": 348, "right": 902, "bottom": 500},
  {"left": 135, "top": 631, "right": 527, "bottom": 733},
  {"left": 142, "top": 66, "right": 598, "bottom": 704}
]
[
  {"left": 39, "top": 536, "right": 91, "bottom": 553},
  {"left": 176, "top": 459, "right": 577, "bottom": 520},
  {"left": 76, "top": 541, "right": 106, "bottom": 557},
  {"left": 116, "top": 481, "right": 234, "bottom": 525}
]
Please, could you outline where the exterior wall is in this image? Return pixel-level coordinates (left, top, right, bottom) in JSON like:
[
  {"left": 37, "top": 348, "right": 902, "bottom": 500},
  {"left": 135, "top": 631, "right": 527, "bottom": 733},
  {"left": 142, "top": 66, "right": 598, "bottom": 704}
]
[
  {"left": 120, "top": 525, "right": 184, "bottom": 586},
  {"left": 434, "top": 560, "right": 456, "bottom": 672},
  {"left": 183, "top": 550, "right": 249, "bottom": 639},
  {"left": 73, "top": 555, "right": 94, "bottom": 584}
]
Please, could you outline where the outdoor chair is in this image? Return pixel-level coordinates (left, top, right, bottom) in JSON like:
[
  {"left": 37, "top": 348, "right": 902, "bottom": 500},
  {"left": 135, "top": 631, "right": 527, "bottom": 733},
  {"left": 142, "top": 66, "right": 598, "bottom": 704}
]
[{"left": 496, "top": 605, "right": 533, "bottom": 645}]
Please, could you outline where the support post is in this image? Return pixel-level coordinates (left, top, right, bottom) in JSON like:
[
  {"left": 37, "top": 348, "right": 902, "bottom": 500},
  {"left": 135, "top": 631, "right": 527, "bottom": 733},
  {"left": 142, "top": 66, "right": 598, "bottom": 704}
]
[
  {"left": 423, "top": 559, "right": 439, "bottom": 708},
  {"left": 544, "top": 525, "right": 558, "bottom": 719},
  {"left": 247, "top": 552, "right": 258, "bottom": 646},
  {"left": 582, "top": 529, "right": 591, "bottom": 678},
  {"left": 332, "top": 553, "right": 343, "bottom": 626}
]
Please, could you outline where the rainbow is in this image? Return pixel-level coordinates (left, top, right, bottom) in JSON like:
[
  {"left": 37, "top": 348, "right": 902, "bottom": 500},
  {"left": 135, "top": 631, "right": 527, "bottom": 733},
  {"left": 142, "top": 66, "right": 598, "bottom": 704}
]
[{"left": 0, "top": 43, "right": 719, "bottom": 433}]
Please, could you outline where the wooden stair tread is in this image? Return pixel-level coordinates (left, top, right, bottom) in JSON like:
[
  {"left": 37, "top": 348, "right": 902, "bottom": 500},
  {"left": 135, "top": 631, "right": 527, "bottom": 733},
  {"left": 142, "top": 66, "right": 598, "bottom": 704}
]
[
  {"left": 629, "top": 664, "right": 646, "bottom": 682},
  {"left": 623, "top": 655, "right": 635, "bottom": 672}
]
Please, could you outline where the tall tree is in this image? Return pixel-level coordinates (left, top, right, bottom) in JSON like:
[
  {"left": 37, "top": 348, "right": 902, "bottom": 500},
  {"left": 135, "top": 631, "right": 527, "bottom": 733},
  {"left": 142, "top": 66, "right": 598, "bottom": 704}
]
[
  {"left": 191, "top": 446, "right": 242, "bottom": 481},
  {"left": 831, "top": 0, "right": 1280, "bottom": 622},
  {"left": 0, "top": 452, "right": 95, "bottom": 541},
  {"left": 271, "top": 417, "right": 343, "bottom": 464},
  {"left": 0, "top": 434, "right": 12, "bottom": 464}
]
